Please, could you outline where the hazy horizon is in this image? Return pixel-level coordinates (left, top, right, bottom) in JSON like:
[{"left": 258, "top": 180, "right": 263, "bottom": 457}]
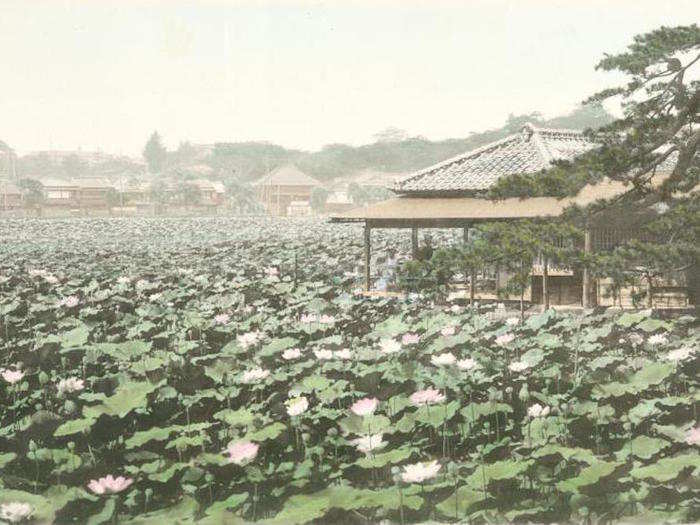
[{"left": 2, "top": 0, "right": 699, "bottom": 157}]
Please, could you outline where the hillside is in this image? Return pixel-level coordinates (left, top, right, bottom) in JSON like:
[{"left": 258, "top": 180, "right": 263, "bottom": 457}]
[{"left": 208, "top": 104, "right": 613, "bottom": 183}]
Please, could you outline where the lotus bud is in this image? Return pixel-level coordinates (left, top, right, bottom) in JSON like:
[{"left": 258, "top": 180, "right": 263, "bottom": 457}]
[
  {"left": 63, "top": 400, "right": 77, "bottom": 414},
  {"left": 67, "top": 442, "right": 75, "bottom": 452},
  {"left": 518, "top": 384, "right": 530, "bottom": 402},
  {"left": 28, "top": 440, "right": 37, "bottom": 452},
  {"left": 38, "top": 371, "right": 49, "bottom": 385}
]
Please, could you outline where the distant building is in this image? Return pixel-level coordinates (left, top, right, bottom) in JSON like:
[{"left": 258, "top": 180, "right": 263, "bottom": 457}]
[
  {"left": 287, "top": 200, "right": 312, "bottom": 217},
  {"left": 350, "top": 169, "right": 407, "bottom": 189},
  {"left": 253, "top": 165, "right": 320, "bottom": 216},
  {"left": 324, "top": 191, "right": 354, "bottom": 214},
  {"left": 37, "top": 177, "right": 116, "bottom": 209},
  {"left": 0, "top": 180, "right": 22, "bottom": 210}
]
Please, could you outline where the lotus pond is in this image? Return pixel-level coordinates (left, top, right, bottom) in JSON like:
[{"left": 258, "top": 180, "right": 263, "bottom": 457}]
[{"left": 0, "top": 217, "right": 698, "bottom": 524}]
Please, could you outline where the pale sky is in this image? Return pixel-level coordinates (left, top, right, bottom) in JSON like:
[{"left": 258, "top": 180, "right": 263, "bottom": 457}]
[{"left": 2, "top": 0, "right": 699, "bottom": 157}]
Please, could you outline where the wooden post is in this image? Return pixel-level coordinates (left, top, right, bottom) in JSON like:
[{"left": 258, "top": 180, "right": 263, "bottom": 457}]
[
  {"left": 582, "top": 228, "right": 592, "bottom": 308},
  {"left": 364, "top": 224, "right": 371, "bottom": 292},
  {"left": 463, "top": 227, "right": 469, "bottom": 243},
  {"left": 542, "top": 256, "right": 549, "bottom": 311},
  {"left": 411, "top": 228, "right": 418, "bottom": 259}
]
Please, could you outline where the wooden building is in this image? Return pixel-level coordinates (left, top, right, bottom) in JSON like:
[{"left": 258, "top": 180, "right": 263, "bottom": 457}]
[
  {"left": 331, "top": 125, "right": 689, "bottom": 308},
  {"left": 0, "top": 180, "right": 22, "bottom": 210},
  {"left": 253, "top": 165, "right": 320, "bottom": 216}
]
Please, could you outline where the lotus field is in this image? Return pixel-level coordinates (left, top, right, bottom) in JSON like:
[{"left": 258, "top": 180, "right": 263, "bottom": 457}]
[{"left": 0, "top": 217, "right": 698, "bottom": 524}]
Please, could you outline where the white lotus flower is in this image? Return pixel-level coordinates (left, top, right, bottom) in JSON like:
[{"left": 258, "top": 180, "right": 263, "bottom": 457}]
[
  {"left": 282, "top": 348, "right": 302, "bottom": 360},
  {"left": 440, "top": 326, "right": 456, "bottom": 337},
  {"left": 628, "top": 333, "right": 644, "bottom": 346},
  {"left": 286, "top": 395, "right": 309, "bottom": 416},
  {"left": 57, "top": 295, "right": 79, "bottom": 308},
  {"left": 237, "top": 331, "right": 261, "bottom": 348},
  {"left": 351, "top": 434, "right": 387, "bottom": 454},
  {"left": 505, "top": 317, "right": 520, "bottom": 327},
  {"left": 456, "top": 358, "right": 479, "bottom": 371},
  {"left": 57, "top": 377, "right": 85, "bottom": 394},
  {"left": 334, "top": 349, "right": 353, "bottom": 360},
  {"left": 509, "top": 361, "right": 530, "bottom": 373},
  {"left": 379, "top": 339, "right": 402, "bottom": 355},
  {"left": 431, "top": 353, "right": 456, "bottom": 366},
  {"left": 647, "top": 333, "right": 668, "bottom": 346},
  {"left": 0, "top": 502, "right": 32, "bottom": 523},
  {"left": 241, "top": 367, "right": 270, "bottom": 383},
  {"left": 664, "top": 346, "right": 694, "bottom": 362},
  {"left": 527, "top": 403, "right": 550, "bottom": 418},
  {"left": 400, "top": 460, "right": 441, "bottom": 483},
  {"left": 314, "top": 349, "right": 334, "bottom": 360}
]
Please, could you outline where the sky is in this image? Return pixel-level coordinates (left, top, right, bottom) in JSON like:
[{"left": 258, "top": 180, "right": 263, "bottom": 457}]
[{"left": 1, "top": 0, "right": 699, "bottom": 157}]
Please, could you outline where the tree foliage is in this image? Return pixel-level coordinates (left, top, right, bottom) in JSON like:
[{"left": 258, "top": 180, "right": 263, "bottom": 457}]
[{"left": 143, "top": 131, "right": 168, "bottom": 175}]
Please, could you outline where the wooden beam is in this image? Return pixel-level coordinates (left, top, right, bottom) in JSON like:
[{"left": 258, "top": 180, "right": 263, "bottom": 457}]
[
  {"left": 364, "top": 225, "right": 372, "bottom": 292},
  {"left": 582, "top": 228, "right": 592, "bottom": 308},
  {"left": 411, "top": 228, "right": 418, "bottom": 259}
]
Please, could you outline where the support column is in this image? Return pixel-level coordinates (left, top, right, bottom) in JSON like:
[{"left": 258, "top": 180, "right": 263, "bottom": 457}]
[
  {"left": 364, "top": 224, "right": 372, "bottom": 292},
  {"left": 542, "top": 256, "right": 549, "bottom": 311},
  {"left": 582, "top": 228, "right": 592, "bottom": 308},
  {"left": 411, "top": 228, "right": 418, "bottom": 259},
  {"left": 463, "top": 227, "right": 469, "bottom": 243}
]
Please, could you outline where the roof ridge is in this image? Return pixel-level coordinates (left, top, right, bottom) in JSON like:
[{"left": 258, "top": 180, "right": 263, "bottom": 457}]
[{"left": 393, "top": 132, "right": 524, "bottom": 191}]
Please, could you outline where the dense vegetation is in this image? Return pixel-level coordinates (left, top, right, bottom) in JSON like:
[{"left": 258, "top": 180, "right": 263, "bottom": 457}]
[{"left": 0, "top": 217, "right": 697, "bottom": 524}]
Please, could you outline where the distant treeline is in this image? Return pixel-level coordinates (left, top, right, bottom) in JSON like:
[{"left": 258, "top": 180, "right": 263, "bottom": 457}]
[{"left": 9, "top": 104, "right": 612, "bottom": 184}]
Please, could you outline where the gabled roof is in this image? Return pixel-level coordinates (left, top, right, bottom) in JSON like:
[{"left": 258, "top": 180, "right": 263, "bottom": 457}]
[
  {"left": 393, "top": 124, "right": 597, "bottom": 195},
  {"left": 253, "top": 165, "right": 320, "bottom": 187}
]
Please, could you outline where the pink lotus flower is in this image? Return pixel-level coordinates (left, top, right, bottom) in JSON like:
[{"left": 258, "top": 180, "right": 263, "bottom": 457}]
[
  {"left": 410, "top": 388, "right": 445, "bottom": 406},
  {"left": 87, "top": 475, "right": 133, "bottom": 495},
  {"left": 401, "top": 333, "right": 420, "bottom": 345},
  {"left": 1, "top": 369, "right": 24, "bottom": 384},
  {"left": 351, "top": 397, "right": 378, "bottom": 416},
  {"left": 450, "top": 305, "right": 462, "bottom": 314},
  {"left": 401, "top": 460, "right": 441, "bottom": 483},
  {"left": 282, "top": 348, "right": 302, "bottom": 360},
  {"left": 440, "top": 326, "right": 456, "bottom": 337},
  {"left": 214, "top": 313, "right": 230, "bottom": 325},
  {"left": 300, "top": 314, "right": 318, "bottom": 324},
  {"left": 495, "top": 333, "right": 515, "bottom": 346},
  {"left": 225, "top": 441, "right": 259, "bottom": 465},
  {"left": 264, "top": 267, "right": 279, "bottom": 277},
  {"left": 319, "top": 315, "right": 336, "bottom": 324},
  {"left": 685, "top": 426, "right": 700, "bottom": 446}
]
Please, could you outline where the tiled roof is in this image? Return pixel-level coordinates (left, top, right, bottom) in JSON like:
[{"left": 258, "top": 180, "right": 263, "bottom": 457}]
[
  {"left": 253, "top": 165, "right": 320, "bottom": 187},
  {"left": 393, "top": 124, "right": 597, "bottom": 195}
]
